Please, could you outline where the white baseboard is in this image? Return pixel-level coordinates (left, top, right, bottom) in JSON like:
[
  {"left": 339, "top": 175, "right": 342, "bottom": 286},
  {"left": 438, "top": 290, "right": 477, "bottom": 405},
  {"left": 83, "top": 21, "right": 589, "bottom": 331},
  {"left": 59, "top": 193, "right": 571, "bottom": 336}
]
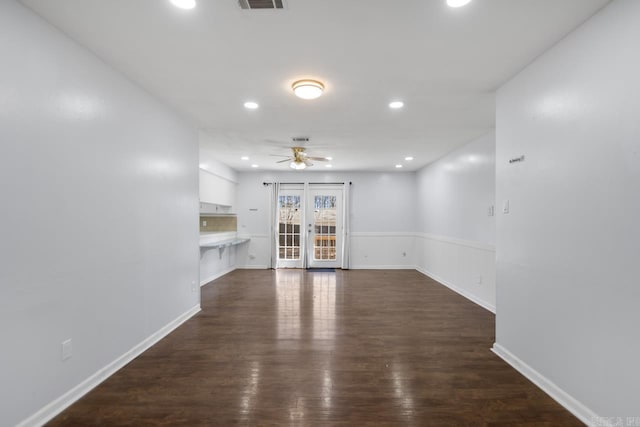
[
  {"left": 350, "top": 265, "right": 415, "bottom": 270},
  {"left": 17, "top": 305, "right": 201, "bottom": 427},
  {"left": 236, "top": 265, "right": 269, "bottom": 269},
  {"left": 416, "top": 266, "right": 495, "bottom": 313},
  {"left": 200, "top": 266, "right": 236, "bottom": 286},
  {"left": 491, "top": 343, "right": 605, "bottom": 427}
]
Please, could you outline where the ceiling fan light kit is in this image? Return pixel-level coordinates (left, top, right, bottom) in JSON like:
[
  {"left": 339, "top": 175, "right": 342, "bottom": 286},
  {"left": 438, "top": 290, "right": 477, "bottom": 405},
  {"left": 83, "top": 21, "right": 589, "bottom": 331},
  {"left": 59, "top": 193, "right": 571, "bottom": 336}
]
[
  {"left": 292, "top": 79, "right": 325, "bottom": 100},
  {"left": 290, "top": 161, "right": 307, "bottom": 170}
]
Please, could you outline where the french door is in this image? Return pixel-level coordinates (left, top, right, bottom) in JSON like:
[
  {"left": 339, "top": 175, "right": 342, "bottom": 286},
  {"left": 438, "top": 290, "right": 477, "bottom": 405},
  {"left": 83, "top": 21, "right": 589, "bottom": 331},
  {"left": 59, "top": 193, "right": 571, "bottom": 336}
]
[
  {"left": 277, "top": 186, "right": 304, "bottom": 268},
  {"left": 276, "top": 185, "right": 343, "bottom": 269},
  {"left": 306, "top": 186, "right": 342, "bottom": 269}
]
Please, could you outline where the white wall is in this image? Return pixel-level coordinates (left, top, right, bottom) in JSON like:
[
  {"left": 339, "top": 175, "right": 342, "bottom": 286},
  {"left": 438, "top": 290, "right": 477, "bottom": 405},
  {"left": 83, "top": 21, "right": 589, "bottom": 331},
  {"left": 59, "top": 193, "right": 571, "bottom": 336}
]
[
  {"left": 235, "top": 171, "right": 417, "bottom": 269},
  {"left": 494, "top": 0, "right": 640, "bottom": 422},
  {"left": 415, "top": 133, "right": 496, "bottom": 311},
  {"left": 0, "top": 2, "right": 200, "bottom": 426},
  {"left": 416, "top": 133, "right": 496, "bottom": 244}
]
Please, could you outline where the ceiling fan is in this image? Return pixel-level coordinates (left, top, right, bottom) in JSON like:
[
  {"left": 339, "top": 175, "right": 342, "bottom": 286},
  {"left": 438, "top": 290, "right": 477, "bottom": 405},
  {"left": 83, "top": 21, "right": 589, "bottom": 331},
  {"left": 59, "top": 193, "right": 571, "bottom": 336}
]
[{"left": 271, "top": 146, "right": 329, "bottom": 170}]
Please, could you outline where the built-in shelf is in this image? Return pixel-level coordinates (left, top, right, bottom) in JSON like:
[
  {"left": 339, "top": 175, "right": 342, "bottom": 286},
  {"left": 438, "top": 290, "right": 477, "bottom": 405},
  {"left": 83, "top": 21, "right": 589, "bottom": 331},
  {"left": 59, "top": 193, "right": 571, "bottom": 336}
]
[
  {"left": 200, "top": 237, "right": 249, "bottom": 259},
  {"left": 199, "top": 238, "right": 250, "bottom": 249}
]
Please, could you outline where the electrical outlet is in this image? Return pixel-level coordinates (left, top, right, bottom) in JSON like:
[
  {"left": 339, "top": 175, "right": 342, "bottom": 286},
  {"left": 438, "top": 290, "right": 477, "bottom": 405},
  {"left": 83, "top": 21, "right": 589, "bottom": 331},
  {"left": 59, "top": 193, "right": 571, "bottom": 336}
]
[
  {"left": 488, "top": 205, "right": 494, "bottom": 216},
  {"left": 61, "top": 339, "right": 72, "bottom": 361},
  {"left": 476, "top": 276, "right": 483, "bottom": 285},
  {"left": 191, "top": 281, "right": 197, "bottom": 292}
]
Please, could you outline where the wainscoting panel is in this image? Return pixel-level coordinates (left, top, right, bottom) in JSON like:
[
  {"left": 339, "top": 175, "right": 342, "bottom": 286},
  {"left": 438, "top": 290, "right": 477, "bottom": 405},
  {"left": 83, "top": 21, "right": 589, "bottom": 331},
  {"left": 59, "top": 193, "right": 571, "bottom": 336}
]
[
  {"left": 415, "top": 233, "right": 495, "bottom": 312},
  {"left": 236, "top": 234, "right": 271, "bottom": 269},
  {"left": 349, "top": 232, "right": 415, "bottom": 269}
]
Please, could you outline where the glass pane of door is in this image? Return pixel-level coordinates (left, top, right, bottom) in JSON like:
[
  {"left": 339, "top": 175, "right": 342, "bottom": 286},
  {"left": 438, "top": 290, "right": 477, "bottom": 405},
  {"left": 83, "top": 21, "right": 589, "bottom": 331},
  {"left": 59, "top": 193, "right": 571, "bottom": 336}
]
[
  {"left": 313, "top": 195, "right": 337, "bottom": 261},
  {"left": 278, "top": 195, "right": 301, "bottom": 261}
]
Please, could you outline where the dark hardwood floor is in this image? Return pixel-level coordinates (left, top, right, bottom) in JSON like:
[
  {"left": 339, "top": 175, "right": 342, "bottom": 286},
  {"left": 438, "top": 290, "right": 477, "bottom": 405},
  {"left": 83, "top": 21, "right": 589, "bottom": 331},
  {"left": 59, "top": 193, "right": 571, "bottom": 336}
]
[{"left": 48, "top": 269, "right": 581, "bottom": 426}]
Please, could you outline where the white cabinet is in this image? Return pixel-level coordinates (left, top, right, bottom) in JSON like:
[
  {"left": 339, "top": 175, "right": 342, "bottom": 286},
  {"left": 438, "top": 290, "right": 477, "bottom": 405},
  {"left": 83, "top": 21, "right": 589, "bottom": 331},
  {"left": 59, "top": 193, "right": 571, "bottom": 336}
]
[{"left": 199, "top": 169, "right": 236, "bottom": 210}]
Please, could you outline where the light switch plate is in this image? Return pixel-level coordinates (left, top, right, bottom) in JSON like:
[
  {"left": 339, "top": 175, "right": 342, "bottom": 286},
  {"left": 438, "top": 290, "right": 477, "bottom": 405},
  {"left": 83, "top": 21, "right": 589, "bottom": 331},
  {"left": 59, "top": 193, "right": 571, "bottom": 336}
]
[
  {"left": 62, "top": 339, "right": 72, "bottom": 361},
  {"left": 502, "top": 200, "right": 510, "bottom": 214}
]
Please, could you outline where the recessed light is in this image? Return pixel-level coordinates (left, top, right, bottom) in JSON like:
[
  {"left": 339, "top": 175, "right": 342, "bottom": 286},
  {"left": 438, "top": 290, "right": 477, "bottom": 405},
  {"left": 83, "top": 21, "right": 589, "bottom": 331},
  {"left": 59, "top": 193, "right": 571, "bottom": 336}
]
[
  {"left": 395, "top": 164, "right": 403, "bottom": 168},
  {"left": 170, "top": 0, "right": 196, "bottom": 10},
  {"left": 241, "top": 156, "right": 249, "bottom": 160},
  {"left": 325, "top": 157, "right": 333, "bottom": 161},
  {"left": 447, "top": 0, "right": 472, "bottom": 8},
  {"left": 251, "top": 164, "right": 259, "bottom": 168},
  {"left": 292, "top": 80, "right": 325, "bottom": 100},
  {"left": 244, "top": 101, "right": 259, "bottom": 109},
  {"left": 325, "top": 164, "right": 333, "bottom": 168},
  {"left": 389, "top": 101, "right": 404, "bottom": 109},
  {"left": 199, "top": 163, "right": 206, "bottom": 169},
  {"left": 405, "top": 156, "right": 414, "bottom": 161}
]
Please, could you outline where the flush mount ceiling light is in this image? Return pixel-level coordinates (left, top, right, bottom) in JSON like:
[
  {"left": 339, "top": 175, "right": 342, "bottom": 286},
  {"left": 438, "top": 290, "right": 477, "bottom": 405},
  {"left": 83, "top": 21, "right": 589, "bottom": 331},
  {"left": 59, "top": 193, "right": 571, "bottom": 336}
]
[
  {"left": 447, "top": 0, "right": 472, "bottom": 8},
  {"left": 251, "top": 164, "right": 259, "bottom": 168},
  {"left": 405, "top": 156, "right": 414, "bottom": 161},
  {"left": 170, "top": 0, "right": 196, "bottom": 9},
  {"left": 389, "top": 101, "right": 404, "bottom": 109},
  {"left": 395, "top": 164, "right": 403, "bottom": 168},
  {"left": 241, "top": 156, "right": 249, "bottom": 160},
  {"left": 290, "top": 161, "right": 307, "bottom": 170},
  {"left": 243, "top": 101, "right": 259, "bottom": 109},
  {"left": 292, "top": 80, "right": 325, "bottom": 100}
]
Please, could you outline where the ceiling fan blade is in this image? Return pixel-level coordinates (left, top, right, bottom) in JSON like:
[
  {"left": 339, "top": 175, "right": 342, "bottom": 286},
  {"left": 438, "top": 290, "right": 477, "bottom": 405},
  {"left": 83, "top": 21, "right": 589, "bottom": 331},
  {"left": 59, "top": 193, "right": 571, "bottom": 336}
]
[
  {"left": 306, "top": 156, "right": 328, "bottom": 161},
  {"left": 269, "top": 154, "right": 291, "bottom": 158},
  {"left": 277, "top": 158, "right": 291, "bottom": 163}
]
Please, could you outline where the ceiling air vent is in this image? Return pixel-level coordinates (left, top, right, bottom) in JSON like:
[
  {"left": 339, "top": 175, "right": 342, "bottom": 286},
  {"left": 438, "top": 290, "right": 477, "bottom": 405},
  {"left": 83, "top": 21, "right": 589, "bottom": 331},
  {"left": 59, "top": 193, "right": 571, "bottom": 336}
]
[
  {"left": 292, "top": 137, "right": 309, "bottom": 143},
  {"left": 238, "top": 0, "right": 285, "bottom": 9}
]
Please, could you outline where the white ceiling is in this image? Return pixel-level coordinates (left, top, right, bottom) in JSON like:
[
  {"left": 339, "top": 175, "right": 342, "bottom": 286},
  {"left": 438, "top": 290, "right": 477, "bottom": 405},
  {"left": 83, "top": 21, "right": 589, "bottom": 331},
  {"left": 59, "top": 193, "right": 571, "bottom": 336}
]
[{"left": 21, "top": 0, "right": 609, "bottom": 171}]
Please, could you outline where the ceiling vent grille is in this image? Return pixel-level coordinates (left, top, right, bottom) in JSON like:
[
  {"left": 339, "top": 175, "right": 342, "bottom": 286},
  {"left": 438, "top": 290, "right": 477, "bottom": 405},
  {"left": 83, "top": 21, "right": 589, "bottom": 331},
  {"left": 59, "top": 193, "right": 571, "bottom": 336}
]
[
  {"left": 238, "top": 0, "right": 284, "bottom": 9},
  {"left": 292, "top": 137, "right": 309, "bottom": 142}
]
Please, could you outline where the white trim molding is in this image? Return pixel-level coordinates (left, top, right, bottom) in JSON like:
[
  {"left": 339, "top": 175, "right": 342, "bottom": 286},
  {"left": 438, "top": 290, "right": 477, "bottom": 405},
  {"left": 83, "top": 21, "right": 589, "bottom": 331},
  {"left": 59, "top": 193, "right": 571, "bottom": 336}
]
[
  {"left": 17, "top": 305, "right": 201, "bottom": 427},
  {"left": 491, "top": 343, "right": 608, "bottom": 427},
  {"left": 415, "top": 232, "right": 495, "bottom": 252},
  {"left": 416, "top": 266, "right": 495, "bottom": 313}
]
